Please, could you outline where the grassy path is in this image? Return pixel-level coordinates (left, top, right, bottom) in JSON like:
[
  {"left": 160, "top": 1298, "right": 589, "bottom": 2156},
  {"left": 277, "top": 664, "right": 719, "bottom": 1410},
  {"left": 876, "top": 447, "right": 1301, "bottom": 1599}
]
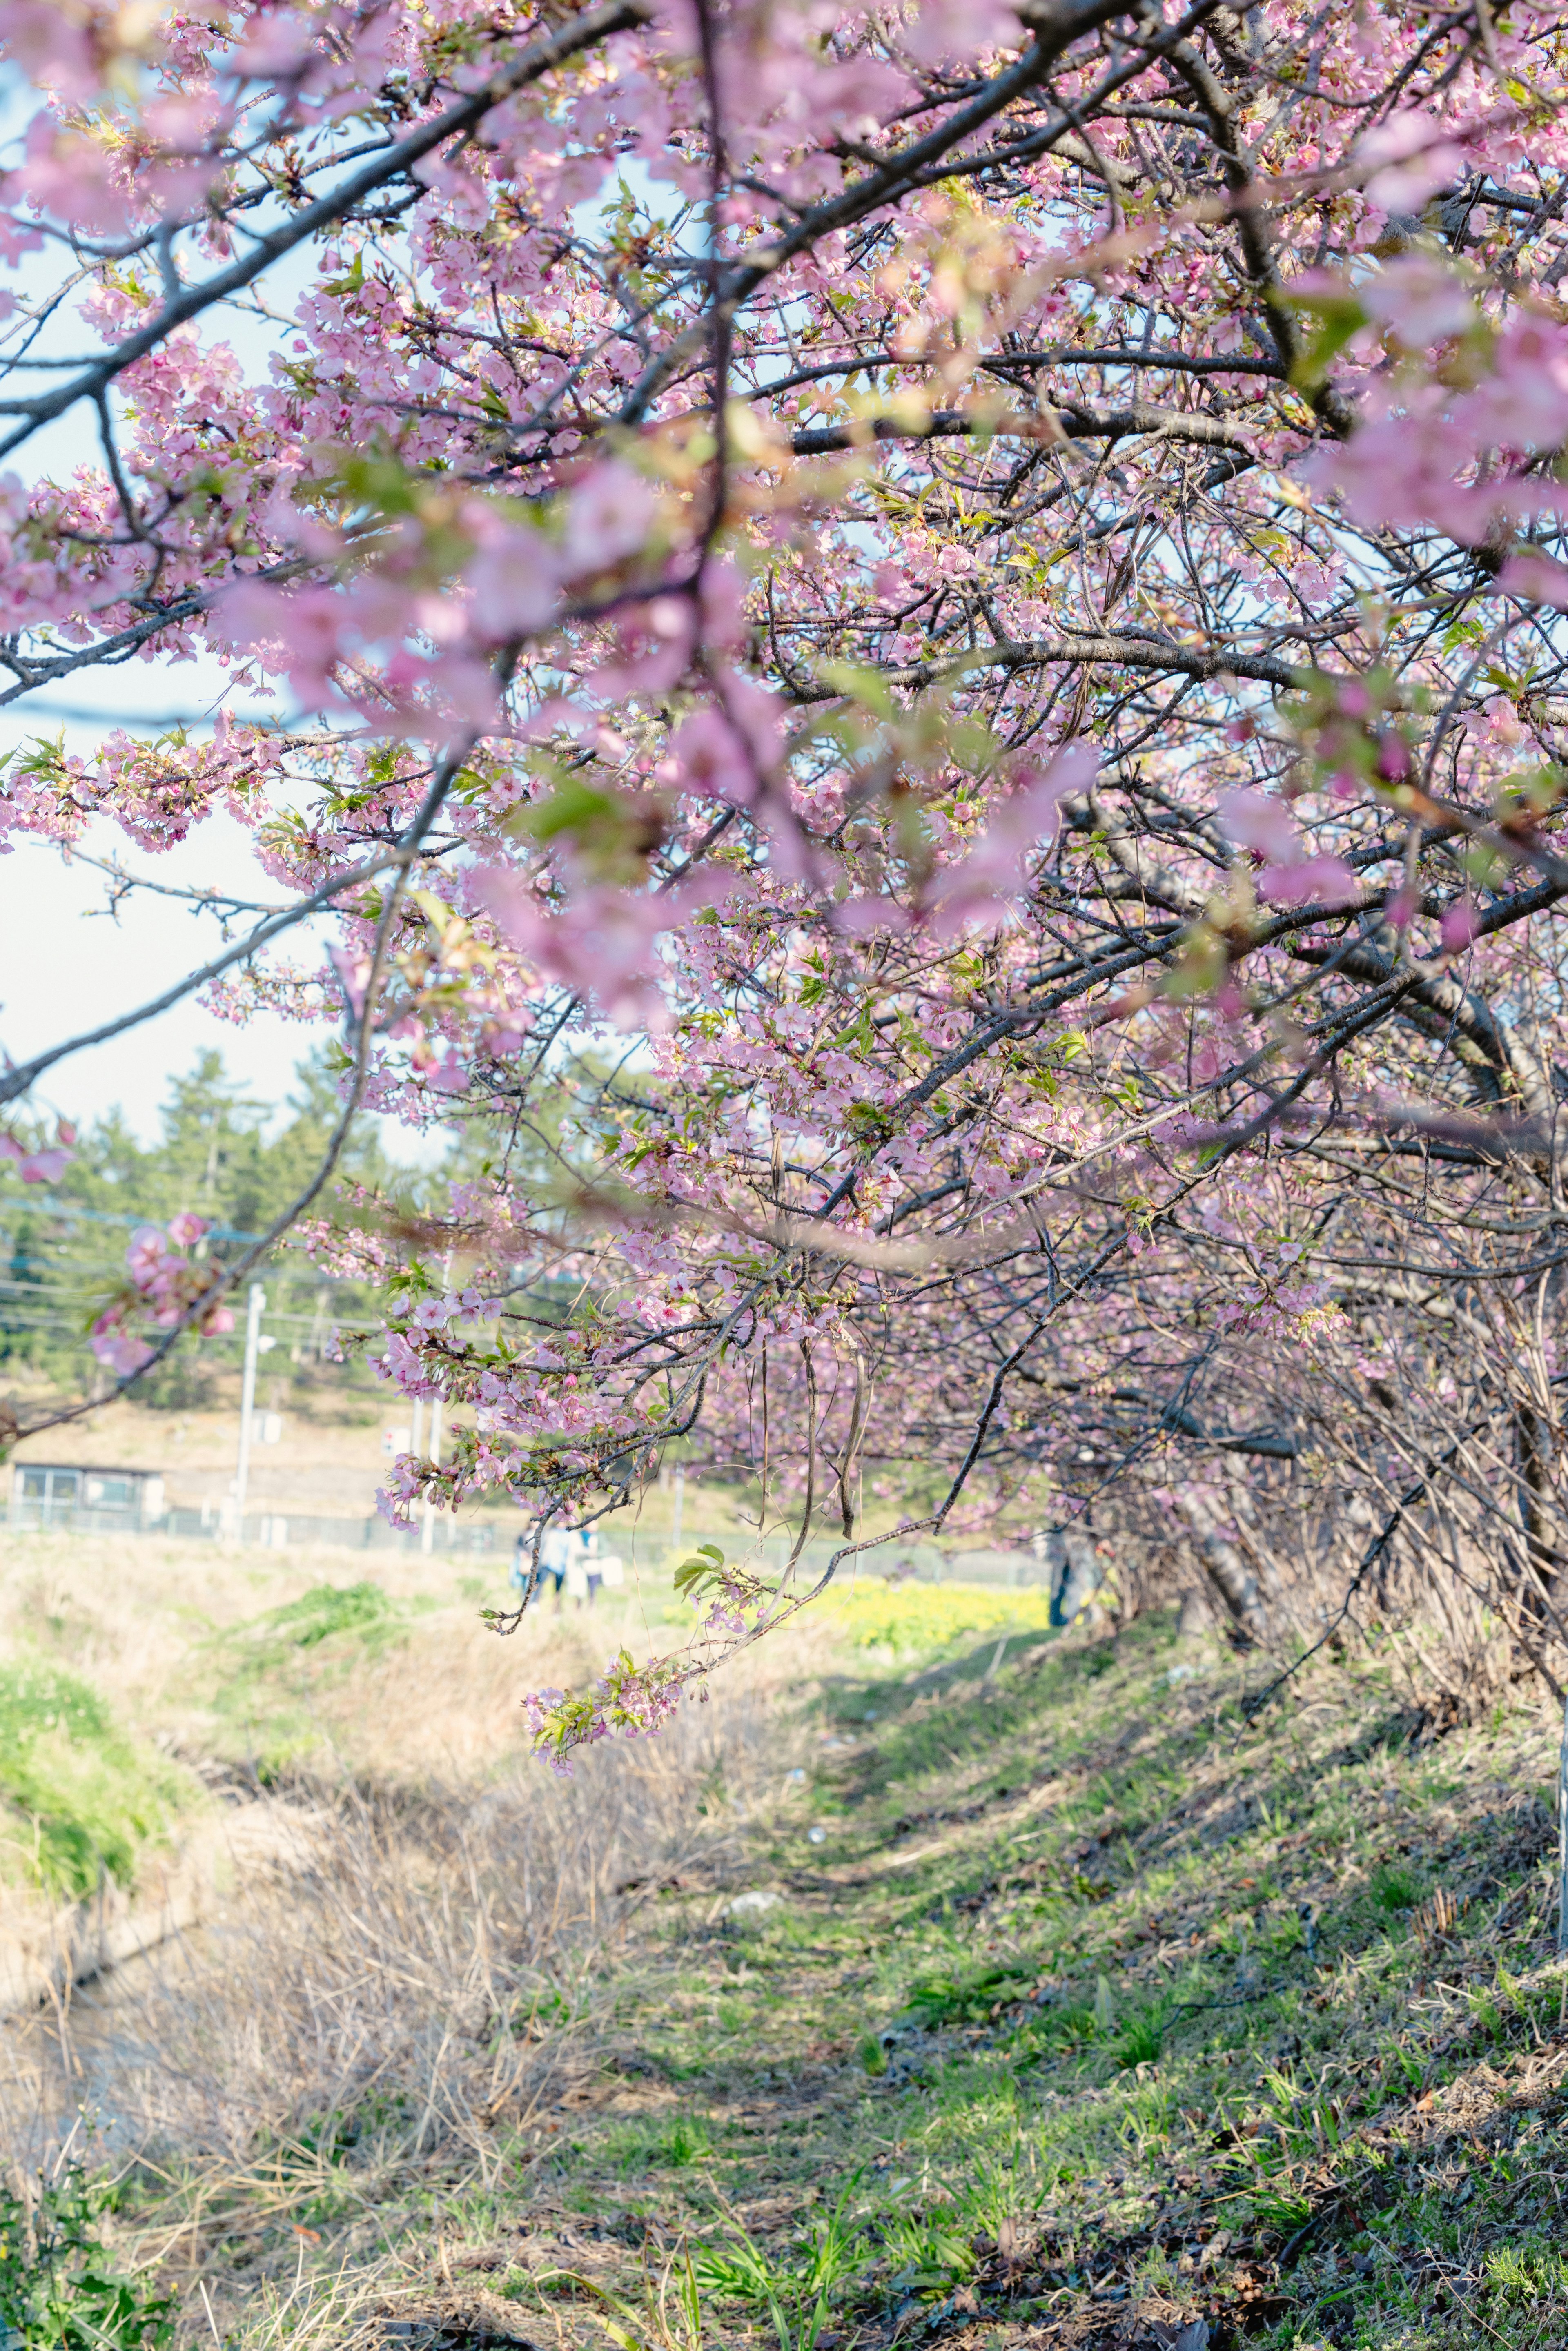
[
  {"left": 11, "top": 1562, "right": 1568, "bottom": 2351},
  {"left": 411, "top": 1610, "right": 1568, "bottom": 2351}
]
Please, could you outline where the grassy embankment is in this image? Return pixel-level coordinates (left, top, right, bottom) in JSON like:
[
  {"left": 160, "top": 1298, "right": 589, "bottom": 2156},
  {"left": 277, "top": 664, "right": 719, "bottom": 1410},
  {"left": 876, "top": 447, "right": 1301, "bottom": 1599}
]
[{"left": 3, "top": 1537, "right": 1568, "bottom": 2349}]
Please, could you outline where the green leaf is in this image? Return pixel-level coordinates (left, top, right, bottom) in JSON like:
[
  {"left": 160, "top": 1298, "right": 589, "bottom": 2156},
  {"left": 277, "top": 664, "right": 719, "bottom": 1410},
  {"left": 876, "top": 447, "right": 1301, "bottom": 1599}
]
[
  {"left": 1285, "top": 291, "right": 1367, "bottom": 392},
  {"left": 336, "top": 450, "right": 425, "bottom": 517},
  {"left": 816, "top": 659, "right": 895, "bottom": 718},
  {"left": 673, "top": 1543, "right": 727, "bottom": 1600},
  {"left": 321, "top": 248, "right": 366, "bottom": 298},
  {"left": 508, "top": 775, "right": 666, "bottom": 881}
]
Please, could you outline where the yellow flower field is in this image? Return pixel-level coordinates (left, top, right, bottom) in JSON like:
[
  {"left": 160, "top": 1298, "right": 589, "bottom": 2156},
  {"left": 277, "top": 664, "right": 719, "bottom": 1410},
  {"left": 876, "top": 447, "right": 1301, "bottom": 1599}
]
[{"left": 816, "top": 1576, "right": 1056, "bottom": 1655}]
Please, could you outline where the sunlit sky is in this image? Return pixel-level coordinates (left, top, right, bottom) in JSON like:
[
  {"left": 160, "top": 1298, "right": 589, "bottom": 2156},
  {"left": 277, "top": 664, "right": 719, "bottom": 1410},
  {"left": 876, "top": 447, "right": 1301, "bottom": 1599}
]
[
  {"left": 0, "top": 131, "right": 661, "bottom": 1158},
  {"left": 0, "top": 224, "right": 449, "bottom": 1160},
  {"left": 0, "top": 670, "right": 448, "bottom": 1161},
  {"left": 0, "top": 788, "right": 338, "bottom": 1149}
]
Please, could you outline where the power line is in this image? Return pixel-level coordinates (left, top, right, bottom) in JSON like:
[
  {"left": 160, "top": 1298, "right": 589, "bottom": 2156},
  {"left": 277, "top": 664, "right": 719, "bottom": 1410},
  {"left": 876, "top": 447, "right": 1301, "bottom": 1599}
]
[
  {"left": 0, "top": 1194, "right": 367, "bottom": 1363},
  {"left": 10, "top": 1193, "right": 265, "bottom": 1243}
]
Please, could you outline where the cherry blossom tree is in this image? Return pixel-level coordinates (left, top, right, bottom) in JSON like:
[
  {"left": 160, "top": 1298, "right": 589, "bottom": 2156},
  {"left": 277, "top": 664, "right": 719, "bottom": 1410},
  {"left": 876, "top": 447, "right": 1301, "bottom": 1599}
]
[{"left": 4, "top": 0, "right": 1568, "bottom": 1760}]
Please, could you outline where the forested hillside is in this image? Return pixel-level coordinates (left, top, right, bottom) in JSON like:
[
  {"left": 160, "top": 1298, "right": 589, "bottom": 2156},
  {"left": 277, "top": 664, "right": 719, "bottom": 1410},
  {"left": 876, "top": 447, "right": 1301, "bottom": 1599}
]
[{"left": 0, "top": 1053, "right": 401, "bottom": 1405}]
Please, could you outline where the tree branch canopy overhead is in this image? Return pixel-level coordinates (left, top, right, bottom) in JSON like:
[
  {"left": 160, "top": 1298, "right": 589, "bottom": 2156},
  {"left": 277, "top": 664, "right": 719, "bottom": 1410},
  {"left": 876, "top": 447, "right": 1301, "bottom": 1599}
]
[{"left": 4, "top": 0, "right": 1568, "bottom": 1758}]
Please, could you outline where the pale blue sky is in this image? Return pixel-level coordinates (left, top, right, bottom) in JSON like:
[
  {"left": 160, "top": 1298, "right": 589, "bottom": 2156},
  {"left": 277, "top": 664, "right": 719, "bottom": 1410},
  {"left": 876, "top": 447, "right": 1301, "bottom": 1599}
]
[{"left": 0, "top": 207, "right": 447, "bottom": 1153}]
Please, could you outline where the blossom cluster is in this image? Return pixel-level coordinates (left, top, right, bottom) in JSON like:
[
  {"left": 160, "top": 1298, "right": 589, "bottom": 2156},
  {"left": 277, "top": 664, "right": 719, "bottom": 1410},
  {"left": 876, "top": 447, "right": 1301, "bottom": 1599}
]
[
  {"left": 0, "top": 1121, "right": 75, "bottom": 1186},
  {"left": 2, "top": 0, "right": 1567, "bottom": 1757},
  {"left": 89, "top": 1214, "right": 235, "bottom": 1377},
  {"left": 521, "top": 1650, "right": 686, "bottom": 1777}
]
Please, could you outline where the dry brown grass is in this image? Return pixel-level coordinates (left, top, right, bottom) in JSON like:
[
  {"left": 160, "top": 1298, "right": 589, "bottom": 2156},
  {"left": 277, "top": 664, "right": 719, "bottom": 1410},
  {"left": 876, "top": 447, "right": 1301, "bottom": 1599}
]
[
  {"left": 1, "top": 1527, "right": 650, "bottom": 1754},
  {"left": 0, "top": 1527, "right": 840, "bottom": 2342}
]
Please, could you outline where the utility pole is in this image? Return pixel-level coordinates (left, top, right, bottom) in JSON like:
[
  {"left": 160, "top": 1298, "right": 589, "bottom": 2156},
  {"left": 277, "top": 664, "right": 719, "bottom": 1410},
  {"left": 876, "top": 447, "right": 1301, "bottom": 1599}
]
[
  {"left": 672, "top": 1462, "right": 684, "bottom": 1553},
  {"left": 234, "top": 1283, "right": 265, "bottom": 1537},
  {"left": 405, "top": 1398, "right": 425, "bottom": 1554},
  {"left": 421, "top": 1396, "right": 443, "bottom": 1555},
  {"left": 421, "top": 1255, "right": 453, "bottom": 1558}
]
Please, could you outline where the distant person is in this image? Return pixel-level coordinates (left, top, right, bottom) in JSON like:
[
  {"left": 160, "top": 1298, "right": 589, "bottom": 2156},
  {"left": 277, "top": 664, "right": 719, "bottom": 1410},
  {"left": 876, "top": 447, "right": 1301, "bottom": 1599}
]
[
  {"left": 577, "top": 1533, "right": 626, "bottom": 1608},
  {"left": 512, "top": 1525, "right": 569, "bottom": 1613},
  {"left": 564, "top": 1527, "right": 592, "bottom": 1609}
]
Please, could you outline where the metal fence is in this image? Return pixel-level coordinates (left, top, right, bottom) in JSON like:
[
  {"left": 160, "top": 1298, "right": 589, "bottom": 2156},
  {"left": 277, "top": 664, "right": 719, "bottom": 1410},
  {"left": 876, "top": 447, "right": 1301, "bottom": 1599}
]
[
  {"left": 4, "top": 1500, "right": 497, "bottom": 1553},
  {"left": 3, "top": 1503, "right": 1057, "bottom": 1582},
  {"left": 497, "top": 1530, "right": 1052, "bottom": 1589},
  {"left": 708, "top": 1533, "right": 1053, "bottom": 1587}
]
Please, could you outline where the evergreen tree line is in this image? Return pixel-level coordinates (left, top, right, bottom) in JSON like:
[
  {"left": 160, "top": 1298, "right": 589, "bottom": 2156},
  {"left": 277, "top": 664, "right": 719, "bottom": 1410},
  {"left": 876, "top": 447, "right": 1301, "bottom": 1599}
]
[{"left": 0, "top": 1052, "right": 411, "bottom": 1409}]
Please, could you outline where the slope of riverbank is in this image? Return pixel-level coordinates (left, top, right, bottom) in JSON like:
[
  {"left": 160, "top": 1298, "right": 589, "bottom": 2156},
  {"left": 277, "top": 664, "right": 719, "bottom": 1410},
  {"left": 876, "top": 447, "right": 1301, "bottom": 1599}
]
[
  {"left": 6, "top": 1545, "right": 1566, "bottom": 2349},
  {"left": 383, "top": 1614, "right": 1567, "bottom": 2351}
]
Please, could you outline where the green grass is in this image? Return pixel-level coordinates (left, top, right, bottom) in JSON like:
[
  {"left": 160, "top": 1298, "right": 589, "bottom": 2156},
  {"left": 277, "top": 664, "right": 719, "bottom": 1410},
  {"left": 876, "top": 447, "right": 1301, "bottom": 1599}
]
[
  {"left": 0, "top": 2165, "right": 174, "bottom": 2349},
  {"left": 691, "top": 2185, "right": 866, "bottom": 2351},
  {"left": 76, "top": 1588, "right": 1568, "bottom": 2349},
  {"left": 0, "top": 1661, "right": 190, "bottom": 1900},
  {"left": 899, "top": 1961, "right": 1041, "bottom": 2028},
  {"left": 1371, "top": 1861, "right": 1423, "bottom": 1912},
  {"left": 249, "top": 1580, "right": 405, "bottom": 1650},
  {"left": 464, "top": 1609, "right": 1568, "bottom": 2351},
  {"left": 0, "top": 1576, "right": 436, "bottom": 1898},
  {"left": 200, "top": 1578, "right": 428, "bottom": 1772}
]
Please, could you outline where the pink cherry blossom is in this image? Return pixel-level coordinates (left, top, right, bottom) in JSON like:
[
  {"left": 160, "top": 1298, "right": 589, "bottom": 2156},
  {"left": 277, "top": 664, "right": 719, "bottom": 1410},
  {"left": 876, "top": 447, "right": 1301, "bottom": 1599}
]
[
  {"left": 0, "top": 0, "right": 1563, "bottom": 1768},
  {"left": 1355, "top": 109, "right": 1468, "bottom": 214},
  {"left": 927, "top": 743, "right": 1095, "bottom": 934},
  {"left": 1440, "top": 898, "right": 1481, "bottom": 952},
  {"left": 1499, "top": 551, "right": 1568, "bottom": 607},
  {"left": 1217, "top": 791, "right": 1356, "bottom": 906},
  {"left": 1216, "top": 789, "right": 1306, "bottom": 868},
  {"left": 466, "top": 523, "right": 563, "bottom": 640},
  {"left": 563, "top": 464, "right": 657, "bottom": 576},
  {"left": 1361, "top": 255, "right": 1477, "bottom": 348}
]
